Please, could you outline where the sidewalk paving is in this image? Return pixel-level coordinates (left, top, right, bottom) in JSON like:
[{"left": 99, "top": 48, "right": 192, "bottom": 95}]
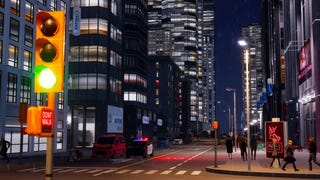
[{"left": 206, "top": 149, "right": 320, "bottom": 179}]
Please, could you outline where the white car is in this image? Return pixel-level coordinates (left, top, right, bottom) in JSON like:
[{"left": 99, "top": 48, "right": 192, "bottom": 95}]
[{"left": 173, "top": 138, "right": 183, "bottom": 145}]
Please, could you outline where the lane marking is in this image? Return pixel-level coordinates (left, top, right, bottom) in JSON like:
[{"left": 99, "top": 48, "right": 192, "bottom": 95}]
[
  {"left": 191, "top": 170, "right": 201, "bottom": 175},
  {"left": 130, "top": 170, "right": 144, "bottom": 174},
  {"left": 145, "top": 170, "right": 158, "bottom": 174},
  {"left": 93, "top": 169, "right": 115, "bottom": 176},
  {"left": 175, "top": 170, "right": 187, "bottom": 175},
  {"left": 58, "top": 168, "right": 76, "bottom": 173},
  {"left": 86, "top": 169, "right": 102, "bottom": 174},
  {"left": 115, "top": 169, "right": 131, "bottom": 174},
  {"left": 73, "top": 169, "right": 89, "bottom": 173},
  {"left": 17, "top": 168, "right": 37, "bottom": 172},
  {"left": 160, "top": 170, "right": 172, "bottom": 175}
]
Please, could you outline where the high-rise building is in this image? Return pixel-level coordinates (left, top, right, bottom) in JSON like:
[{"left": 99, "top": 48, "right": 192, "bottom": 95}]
[
  {"left": 148, "top": 0, "right": 214, "bottom": 136},
  {"left": 201, "top": 0, "right": 215, "bottom": 131},
  {"left": 0, "top": 0, "right": 69, "bottom": 154},
  {"left": 68, "top": 0, "right": 123, "bottom": 148}
]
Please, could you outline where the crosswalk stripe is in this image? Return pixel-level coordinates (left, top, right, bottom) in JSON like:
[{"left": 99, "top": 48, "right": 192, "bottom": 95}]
[
  {"left": 160, "top": 170, "right": 172, "bottom": 175},
  {"left": 73, "top": 169, "right": 89, "bottom": 173},
  {"left": 53, "top": 168, "right": 62, "bottom": 172},
  {"left": 145, "top": 170, "right": 158, "bottom": 174},
  {"left": 191, "top": 170, "right": 201, "bottom": 175},
  {"left": 175, "top": 170, "right": 187, "bottom": 175},
  {"left": 86, "top": 169, "right": 102, "bottom": 174},
  {"left": 115, "top": 169, "right": 131, "bottom": 174},
  {"left": 32, "top": 168, "right": 45, "bottom": 172},
  {"left": 59, "top": 168, "right": 76, "bottom": 173},
  {"left": 17, "top": 168, "right": 37, "bottom": 172},
  {"left": 130, "top": 170, "right": 144, "bottom": 174},
  {"left": 92, "top": 169, "right": 115, "bottom": 176}
]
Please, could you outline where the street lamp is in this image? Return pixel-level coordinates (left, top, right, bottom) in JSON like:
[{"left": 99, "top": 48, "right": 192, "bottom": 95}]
[
  {"left": 238, "top": 39, "right": 251, "bottom": 171},
  {"left": 225, "top": 88, "right": 237, "bottom": 152}
]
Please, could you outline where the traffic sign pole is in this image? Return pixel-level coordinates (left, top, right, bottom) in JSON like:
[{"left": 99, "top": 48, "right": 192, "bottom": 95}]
[{"left": 45, "top": 92, "right": 55, "bottom": 180}]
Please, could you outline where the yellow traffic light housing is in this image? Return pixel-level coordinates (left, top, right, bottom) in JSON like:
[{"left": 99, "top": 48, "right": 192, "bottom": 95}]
[
  {"left": 26, "top": 106, "right": 54, "bottom": 137},
  {"left": 35, "top": 11, "right": 65, "bottom": 92}
]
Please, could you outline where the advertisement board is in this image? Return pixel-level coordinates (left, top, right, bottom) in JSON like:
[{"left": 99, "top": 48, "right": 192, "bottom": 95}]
[
  {"left": 107, "top": 105, "right": 123, "bottom": 133},
  {"left": 265, "top": 121, "right": 285, "bottom": 158}
]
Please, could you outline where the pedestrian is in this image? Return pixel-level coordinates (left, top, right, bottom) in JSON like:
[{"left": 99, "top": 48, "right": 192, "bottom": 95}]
[
  {"left": 308, "top": 136, "right": 320, "bottom": 171},
  {"left": 250, "top": 135, "right": 257, "bottom": 160},
  {"left": 282, "top": 140, "right": 299, "bottom": 171},
  {"left": 0, "top": 137, "right": 11, "bottom": 163},
  {"left": 225, "top": 135, "right": 233, "bottom": 160},
  {"left": 240, "top": 137, "right": 247, "bottom": 161},
  {"left": 269, "top": 138, "right": 281, "bottom": 168}
]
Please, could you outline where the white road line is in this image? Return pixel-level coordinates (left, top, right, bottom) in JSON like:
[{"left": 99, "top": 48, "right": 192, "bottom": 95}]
[
  {"left": 115, "top": 169, "right": 131, "bottom": 174},
  {"left": 92, "top": 169, "right": 115, "bottom": 176},
  {"left": 31, "top": 168, "right": 45, "bottom": 172},
  {"left": 53, "top": 168, "right": 62, "bottom": 172},
  {"left": 145, "top": 170, "right": 158, "bottom": 174},
  {"left": 73, "top": 169, "right": 89, "bottom": 173},
  {"left": 175, "top": 170, "right": 187, "bottom": 175},
  {"left": 177, "top": 163, "right": 183, "bottom": 166},
  {"left": 160, "top": 170, "right": 172, "bottom": 175},
  {"left": 86, "top": 169, "right": 102, "bottom": 174},
  {"left": 58, "top": 168, "right": 76, "bottom": 173},
  {"left": 191, "top": 170, "right": 201, "bottom": 175},
  {"left": 169, "top": 166, "right": 176, "bottom": 170},
  {"left": 17, "top": 168, "right": 37, "bottom": 172},
  {"left": 130, "top": 170, "right": 144, "bottom": 174}
]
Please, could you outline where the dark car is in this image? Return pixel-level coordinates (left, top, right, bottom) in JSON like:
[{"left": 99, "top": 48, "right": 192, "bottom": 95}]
[{"left": 126, "top": 137, "right": 154, "bottom": 158}]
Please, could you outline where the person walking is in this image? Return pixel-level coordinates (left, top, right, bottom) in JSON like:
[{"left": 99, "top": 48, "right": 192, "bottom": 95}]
[
  {"left": 250, "top": 135, "right": 257, "bottom": 160},
  {"left": 0, "top": 137, "right": 11, "bottom": 163},
  {"left": 225, "top": 135, "right": 233, "bottom": 160},
  {"left": 282, "top": 140, "right": 299, "bottom": 171},
  {"left": 240, "top": 137, "right": 247, "bottom": 161},
  {"left": 270, "top": 138, "right": 281, "bottom": 168},
  {"left": 308, "top": 136, "right": 320, "bottom": 171}
]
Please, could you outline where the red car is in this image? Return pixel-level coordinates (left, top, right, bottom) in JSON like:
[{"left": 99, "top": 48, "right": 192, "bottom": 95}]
[{"left": 92, "top": 134, "right": 126, "bottom": 158}]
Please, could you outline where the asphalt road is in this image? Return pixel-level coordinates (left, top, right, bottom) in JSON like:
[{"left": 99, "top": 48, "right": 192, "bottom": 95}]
[{"left": 0, "top": 144, "right": 313, "bottom": 180}]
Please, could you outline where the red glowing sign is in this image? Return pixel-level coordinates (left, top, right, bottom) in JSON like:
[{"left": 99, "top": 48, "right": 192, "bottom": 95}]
[{"left": 41, "top": 108, "right": 53, "bottom": 133}]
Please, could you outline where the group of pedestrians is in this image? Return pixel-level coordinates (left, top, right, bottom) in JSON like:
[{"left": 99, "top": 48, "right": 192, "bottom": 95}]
[
  {"left": 226, "top": 135, "right": 320, "bottom": 172},
  {"left": 225, "top": 134, "right": 258, "bottom": 161}
]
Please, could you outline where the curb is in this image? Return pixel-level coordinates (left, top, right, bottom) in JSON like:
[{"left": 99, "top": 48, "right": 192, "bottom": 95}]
[{"left": 205, "top": 167, "right": 320, "bottom": 179}]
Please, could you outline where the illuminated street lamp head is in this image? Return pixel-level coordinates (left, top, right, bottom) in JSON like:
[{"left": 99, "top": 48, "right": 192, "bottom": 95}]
[
  {"left": 238, "top": 39, "right": 247, "bottom": 47},
  {"left": 226, "top": 87, "right": 235, "bottom": 92}
]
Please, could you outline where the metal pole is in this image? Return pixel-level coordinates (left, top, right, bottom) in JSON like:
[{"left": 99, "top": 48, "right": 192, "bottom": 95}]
[
  {"left": 233, "top": 90, "right": 237, "bottom": 152},
  {"left": 245, "top": 49, "right": 251, "bottom": 171},
  {"left": 45, "top": 93, "right": 55, "bottom": 180},
  {"left": 214, "top": 128, "right": 218, "bottom": 167}
]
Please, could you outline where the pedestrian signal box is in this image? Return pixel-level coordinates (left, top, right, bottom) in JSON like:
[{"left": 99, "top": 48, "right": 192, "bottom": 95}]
[{"left": 27, "top": 106, "right": 54, "bottom": 137}]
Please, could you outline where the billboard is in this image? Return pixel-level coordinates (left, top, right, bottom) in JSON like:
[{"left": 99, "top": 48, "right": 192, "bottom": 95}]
[
  {"left": 265, "top": 121, "right": 285, "bottom": 158},
  {"left": 298, "top": 40, "right": 311, "bottom": 84},
  {"left": 107, "top": 105, "right": 123, "bottom": 133}
]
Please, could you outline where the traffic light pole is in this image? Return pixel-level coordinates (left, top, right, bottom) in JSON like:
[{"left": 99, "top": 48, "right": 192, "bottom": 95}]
[{"left": 45, "top": 92, "right": 55, "bottom": 180}]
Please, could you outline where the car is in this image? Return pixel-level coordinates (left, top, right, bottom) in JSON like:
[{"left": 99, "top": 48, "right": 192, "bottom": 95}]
[
  {"left": 126, "top": 137, "right": 154, "bottom": 158},
  {"left": 173, "top": 137, "right": 183, "bottom": 145},
  {"left": 92, "top": 134, "right": 126, "bottom": 158}
]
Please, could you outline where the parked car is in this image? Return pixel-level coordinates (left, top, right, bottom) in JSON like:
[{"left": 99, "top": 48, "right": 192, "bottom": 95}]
[
  {"left": 92, "top": 134, "right": 126, "bottom": 158},
  {"left": 126, "top": 137, "right": 154, "bottom": 158},
  {"left": 173, "top": 137, "right": 183, "bottom": 145}
]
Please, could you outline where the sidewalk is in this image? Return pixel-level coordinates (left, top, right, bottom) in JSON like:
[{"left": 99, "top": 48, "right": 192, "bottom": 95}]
[{"left": 206, "top": 149, "right": 320, "bottom": 179}]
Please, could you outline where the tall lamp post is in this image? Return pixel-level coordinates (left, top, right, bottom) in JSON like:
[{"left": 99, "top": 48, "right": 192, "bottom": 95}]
[
  {"left": 225, "top": 88, "right": 237, "bottom": 152},
  {"left": 238, "top": 39, "right": 251, "bottom": 171}
]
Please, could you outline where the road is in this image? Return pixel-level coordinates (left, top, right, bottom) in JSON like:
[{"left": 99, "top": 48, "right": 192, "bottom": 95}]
[{"left": 0, "top": 144, "right": 312, "bottom": 180}]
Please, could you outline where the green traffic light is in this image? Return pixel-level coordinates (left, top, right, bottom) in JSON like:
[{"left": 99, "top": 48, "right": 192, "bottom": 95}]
[{"left": 35, "top": 65, "right": 57, "bottom": 89}]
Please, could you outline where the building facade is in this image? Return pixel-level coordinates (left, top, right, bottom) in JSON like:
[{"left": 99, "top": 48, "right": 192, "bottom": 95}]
[
  {"left": 68, "top": 0, "right": 123, "bottom": 148},
  {"left": 0, "top": 0, "right": 69, "bottom": 155}
]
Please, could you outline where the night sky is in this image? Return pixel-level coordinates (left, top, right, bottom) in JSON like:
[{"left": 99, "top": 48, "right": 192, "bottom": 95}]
[{"left": 214, "top": 0, "right": 261, "bottom": 134}]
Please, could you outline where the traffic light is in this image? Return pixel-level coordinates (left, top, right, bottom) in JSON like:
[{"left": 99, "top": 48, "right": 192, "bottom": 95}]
[
  {"left": 26, "top": 106, "right": 54, "bottom": 137},
  {"left": 35, "top": 11, "right": 65, "bottom": 92}
]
